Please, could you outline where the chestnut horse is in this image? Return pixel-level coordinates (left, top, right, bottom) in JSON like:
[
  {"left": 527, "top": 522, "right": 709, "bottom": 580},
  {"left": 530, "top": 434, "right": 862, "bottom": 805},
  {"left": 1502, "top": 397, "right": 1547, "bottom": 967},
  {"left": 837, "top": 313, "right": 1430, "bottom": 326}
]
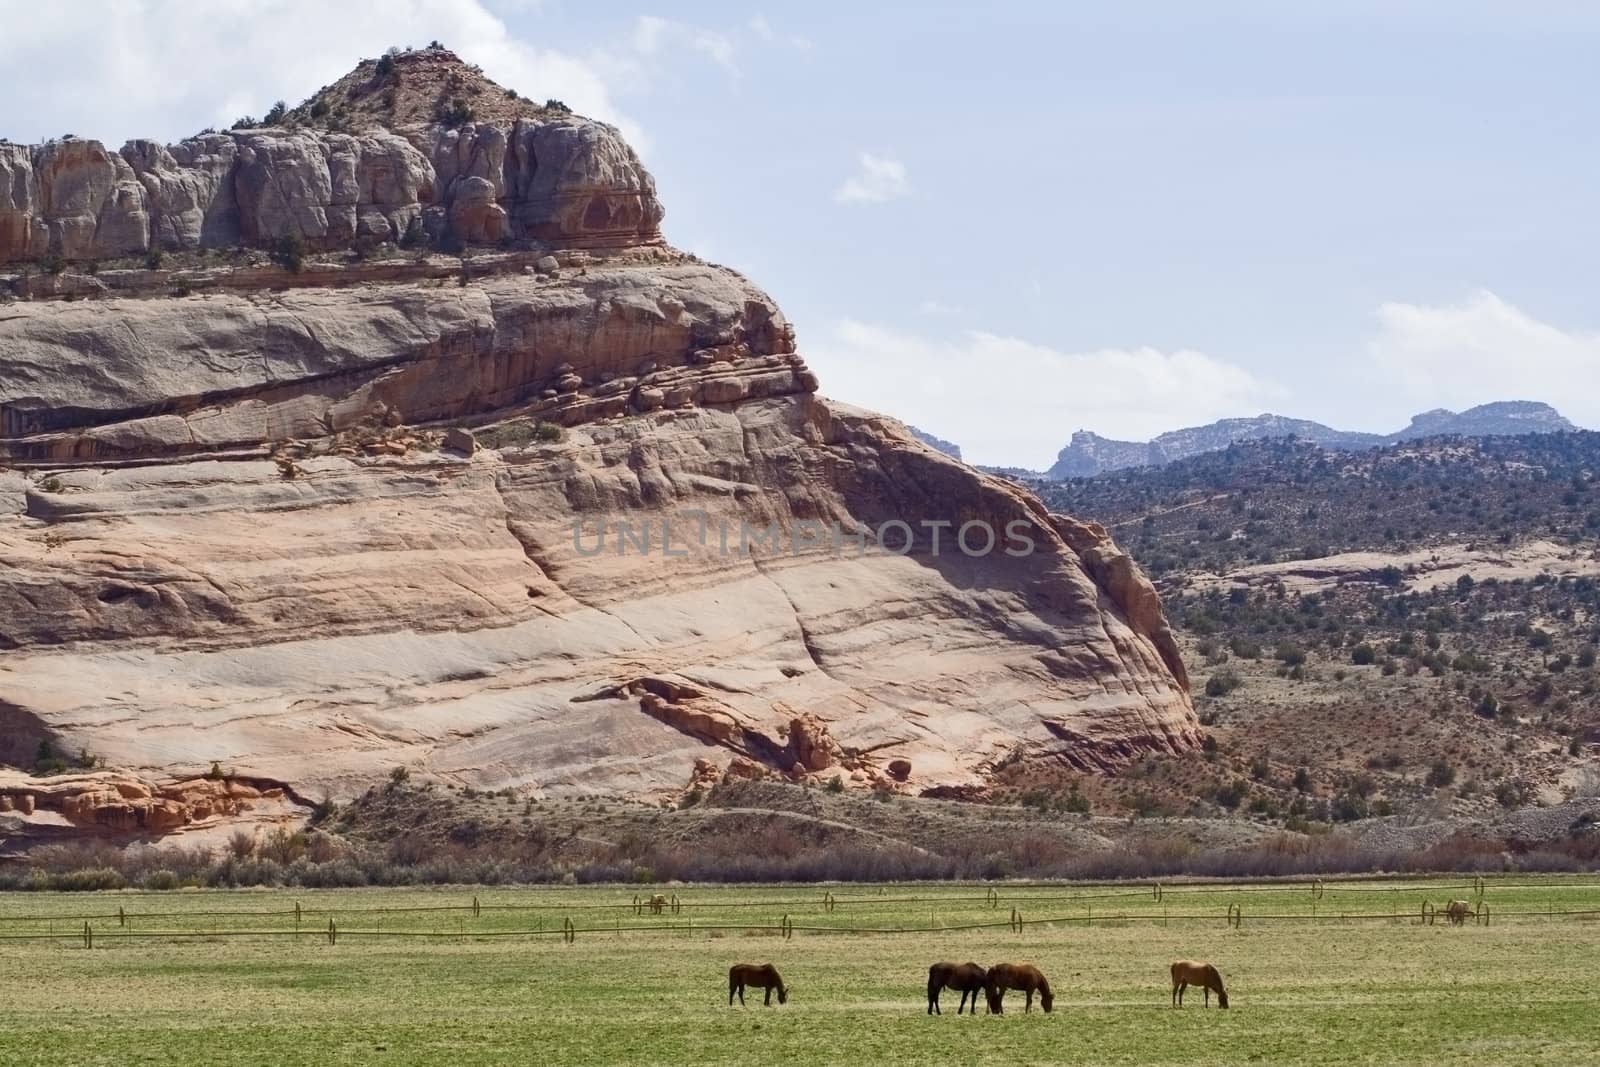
[
  {"left": 1170, "top": 960, "right": 1228, "bottom": 1008},
  {"left": 1444, "top": 900, "right": 1472, "bottom": 926},
  {"left": 985, "top": 963, "right": 1053, "bottom": 1014},
  {"left": 927, "top": 962, "right": 988, "bottom": 1015},
  {"left": 728, "top": 963, "right": 788, "bottom": 1006}
]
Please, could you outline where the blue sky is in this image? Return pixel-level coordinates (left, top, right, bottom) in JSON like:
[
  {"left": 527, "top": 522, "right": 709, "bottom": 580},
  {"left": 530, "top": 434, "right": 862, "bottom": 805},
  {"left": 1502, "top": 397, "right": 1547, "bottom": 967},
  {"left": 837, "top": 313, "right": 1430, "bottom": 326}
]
[{"left": 4, "top": 1, "right": 1599, "bottom": 466}]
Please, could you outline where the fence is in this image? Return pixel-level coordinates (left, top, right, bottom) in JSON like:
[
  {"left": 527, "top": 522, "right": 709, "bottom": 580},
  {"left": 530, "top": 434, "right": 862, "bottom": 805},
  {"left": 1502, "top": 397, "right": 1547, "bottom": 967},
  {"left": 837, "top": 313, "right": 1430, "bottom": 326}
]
[{"left": 1, "top": 876, "right": 1597, "bottom": 949}]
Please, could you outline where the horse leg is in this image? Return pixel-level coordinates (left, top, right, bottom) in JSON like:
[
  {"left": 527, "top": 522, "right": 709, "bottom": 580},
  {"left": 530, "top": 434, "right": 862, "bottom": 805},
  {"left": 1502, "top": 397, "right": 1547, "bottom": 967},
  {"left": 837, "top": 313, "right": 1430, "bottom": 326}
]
[
  {"left": 929, "top": 985, "right": 939, "bottom": 1015},
  {"left": 1177, "top": 982, "right": 1186, "bottom": 1006},
  {"left": 1204, "top": 986, "right": 1210, "bottom": 1008},
  {"left": 729, "top": 979, "right": 736, "bottom": 1007},
  {"left": 737, "top": 983, "right": 746, "bottom": 1006},
  {"left": 764, "top": 986, "right": 772, "bottom": 1006},
  {"left": 1025, "top": 989, "right": 1033, "bottom": 1013},
  {"left": 957, "top": 989, "right": 969, "bottom": 1015}
]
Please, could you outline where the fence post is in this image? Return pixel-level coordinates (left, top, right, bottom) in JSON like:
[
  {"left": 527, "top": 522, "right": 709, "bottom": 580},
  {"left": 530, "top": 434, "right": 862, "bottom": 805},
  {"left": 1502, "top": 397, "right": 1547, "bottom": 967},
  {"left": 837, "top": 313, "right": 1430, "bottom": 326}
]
[
  {"left": 563, "top": 917, "right": 575, "bottom": 944},
  {"left": 294, "top": 901, "right": 302, "bottom": 929},
  {"left": 83, "top": 922, "right": 92, "bottom": 950},
  {"left": 986, "top": 887, "right": 998, "bottom": 909},
  {"left": 633, "top": 894, "right": 641, "bottom": 916},
  {"left": 473, "top": 895, "right": 481, "bottom": 919},
  {"left": 327, "top": 918, "right": 337, "bottom": 946},
  {"left": 672, "top": 894, "right": 681, "bottom": 916},
  {"left": 118, "top": 906, "right": 125, "bottom": 928},
  {"left": 1153, "top": 882, "right": 1163, "bottom": 903}
]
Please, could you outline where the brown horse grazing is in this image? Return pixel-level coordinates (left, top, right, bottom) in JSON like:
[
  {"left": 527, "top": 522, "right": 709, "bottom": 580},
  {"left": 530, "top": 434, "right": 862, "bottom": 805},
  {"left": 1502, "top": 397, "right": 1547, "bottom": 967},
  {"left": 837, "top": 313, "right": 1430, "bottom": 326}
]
[
  {"left": 729, "top": 963, "right": 788, "bottom": 1006},
  {"left": 927, "top": 962, "right": 988, "bottom": 1015},
  {"left": 985, "top": 963, "right": 1053, "bottom": 1014},
  {"left": 1444, "top": 900, "right": 1472, "bottom": 926},
  {"left": 1170, "top": 961, "right": 1229, "bottom": 1008}
]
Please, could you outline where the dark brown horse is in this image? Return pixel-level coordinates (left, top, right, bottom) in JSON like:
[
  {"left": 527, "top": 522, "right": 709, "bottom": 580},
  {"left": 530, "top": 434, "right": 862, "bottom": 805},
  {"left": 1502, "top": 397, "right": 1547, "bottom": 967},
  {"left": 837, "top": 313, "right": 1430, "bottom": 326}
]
[
  {"left": 1170, "top": 960, "right": 1228, "bottom": 1008},
  {"left": 927, "top": 962, "right": 988, "bottom": 1015},
  {"left": 728, "top": 963, "right": 788, "bottom": 1006},
  {"left": 985, "top": 963, "right": 1053, "bottom": 1014}
]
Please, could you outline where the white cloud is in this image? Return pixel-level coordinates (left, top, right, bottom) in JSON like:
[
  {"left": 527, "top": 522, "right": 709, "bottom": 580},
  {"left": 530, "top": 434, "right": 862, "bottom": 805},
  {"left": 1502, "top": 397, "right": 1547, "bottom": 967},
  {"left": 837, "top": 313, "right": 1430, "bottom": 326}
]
[
  {"left": 834, "top": 153, "right": 911, "bottom": 204},
  {"left": 0, "top": 0, "right": 640, "bottom": 147},
  {"left": 1366, "top": 290, "right": 1600, "bottom": 429},
  {"left": 806, "top": 320, "right": 1283, "bottom": 469},
  {"left": 918, "top": 299, "right": 963, "bottom": 316},
  {"left": 630, "top": 15, "right": 737, "bottom": 75},
  {"left": 748, "top": 14, "right": 811, "bottom": 50}
]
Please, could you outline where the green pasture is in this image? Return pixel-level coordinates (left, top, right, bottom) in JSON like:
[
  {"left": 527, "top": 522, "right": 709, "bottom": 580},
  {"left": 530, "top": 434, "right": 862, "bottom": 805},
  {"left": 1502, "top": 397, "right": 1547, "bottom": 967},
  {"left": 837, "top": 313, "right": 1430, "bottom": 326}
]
[{"left": 1, "top": 875, "right": 1597, "bottom": 1065}]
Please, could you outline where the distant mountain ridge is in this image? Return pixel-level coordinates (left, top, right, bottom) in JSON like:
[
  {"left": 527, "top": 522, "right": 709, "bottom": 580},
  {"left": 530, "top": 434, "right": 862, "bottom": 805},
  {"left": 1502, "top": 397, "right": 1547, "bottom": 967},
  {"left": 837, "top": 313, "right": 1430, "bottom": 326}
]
[
  {"left": 908, "top": 425, "right": 962, "bottom": 460},
  {"left": 1043, "top": 401, "right": 1576, "bottom": 479}
]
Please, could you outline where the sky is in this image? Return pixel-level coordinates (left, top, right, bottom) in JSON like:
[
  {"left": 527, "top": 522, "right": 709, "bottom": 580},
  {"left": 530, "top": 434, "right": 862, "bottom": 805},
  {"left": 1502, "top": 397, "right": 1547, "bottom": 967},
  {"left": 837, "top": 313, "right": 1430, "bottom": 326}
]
[{"left": 2, "top": 0, "right": 1598, "bottom": 468}]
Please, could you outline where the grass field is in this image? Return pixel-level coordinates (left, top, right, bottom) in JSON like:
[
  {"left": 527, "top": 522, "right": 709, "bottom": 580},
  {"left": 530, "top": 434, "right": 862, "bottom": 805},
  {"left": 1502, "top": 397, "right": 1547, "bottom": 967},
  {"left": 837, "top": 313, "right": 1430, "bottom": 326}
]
[{"left": 2, "top": 876, "right": 1599, "bottom": 1065}]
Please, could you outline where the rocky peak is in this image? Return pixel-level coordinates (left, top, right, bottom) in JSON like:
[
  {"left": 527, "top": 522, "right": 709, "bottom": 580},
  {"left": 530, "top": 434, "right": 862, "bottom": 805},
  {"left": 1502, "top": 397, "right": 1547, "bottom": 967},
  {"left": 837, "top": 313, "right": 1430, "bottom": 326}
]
[
  {"left": 0, "top": 44, "right": 660, "bottom": 268},
  {"left": 274, "top": 43, "right": 576, "bottom": 133}
]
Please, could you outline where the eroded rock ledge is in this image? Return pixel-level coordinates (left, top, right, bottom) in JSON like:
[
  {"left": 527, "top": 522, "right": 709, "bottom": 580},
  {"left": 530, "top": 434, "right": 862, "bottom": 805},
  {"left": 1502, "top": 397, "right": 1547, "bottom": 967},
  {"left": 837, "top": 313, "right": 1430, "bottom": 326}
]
[{"left": 0, "top": 114, "right": 659, "bottom": 266}]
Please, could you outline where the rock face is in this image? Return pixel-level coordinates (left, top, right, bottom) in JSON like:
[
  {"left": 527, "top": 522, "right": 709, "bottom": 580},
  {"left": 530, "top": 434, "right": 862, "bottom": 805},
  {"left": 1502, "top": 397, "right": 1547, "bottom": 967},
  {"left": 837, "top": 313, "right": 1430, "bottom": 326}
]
[
  {"left": 0, "top": 53, "right": 1196, "bottom": 837},
  {"left": 0, "top": 74, "right": 659, "bottom": 263},
  {"left": 0, "top": 769, "right": 300, "bottom": 841}
]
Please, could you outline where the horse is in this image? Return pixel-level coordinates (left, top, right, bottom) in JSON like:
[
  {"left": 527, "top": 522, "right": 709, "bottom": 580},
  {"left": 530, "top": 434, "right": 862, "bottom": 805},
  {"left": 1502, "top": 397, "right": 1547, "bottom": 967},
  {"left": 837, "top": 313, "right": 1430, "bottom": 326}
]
[
  {"left": 1170, "top": 960, "right": 1228, "bottom": 1008},
  {"left": 927, "top": 962, "right": 988, "bottom": 1015},
  {"left": 1444, "top": 899, "right": 1472, "bottom": 926},
  {"left": 728, "top": 963, "right": 788, "bottom": 1006},
  {"left": 985, "top": 963, "right": 1053, "bottom": 1014},
  {"left": 648, "top": 893, "right": 668, "bottom": 915}
]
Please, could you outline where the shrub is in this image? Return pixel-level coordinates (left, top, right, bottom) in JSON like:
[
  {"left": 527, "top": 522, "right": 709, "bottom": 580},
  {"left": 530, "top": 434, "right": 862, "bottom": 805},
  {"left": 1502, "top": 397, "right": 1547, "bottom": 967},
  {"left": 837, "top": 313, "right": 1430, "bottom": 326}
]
[
  {"left": 1351, "top": 643, "right": 1377, "bottom": 666},
  {"left": 376, "top": 50, "right": 398, "bottom": 78},
  {"left": 1062, "top": 784, "right": 1090, "bottom": 814},
  {"left": 144, "top": 247, "right": 164, "bottom": 270},
  {"left": 533, "top": 421, "right": 565, "bottom": 443},
  {"left": 1292, "top": 767, "right": 1312, "bottom": 793},
  {"left": 1426, "top": 758, "right": 1456, "bottom": 788},
  {"left": 399, "top": 216, "right": 427, "bottom": 249},
  {"left": 1204, "top": 670, "right": 1242, "bottom": 698},
  {"left": 271, "top": 233, "right": 306, "bottom": 273},
  {"left": 263, "top": 100, "right": 287, "bottom": 125},
  {"left": 51, "top": 867, "right": 126, "bottom": 891},
  {"left": 825, "top": 775, "right": 845, "bottom": 794},
  {"left": 1214, "top": 779, "right": 1248, "bottom": 810},
  {"left": 1580, "top": 647, "right": 1597, "bottom": 669},
  {"left": 545, "top": 98, "right": 571, "bottom": 113},
  {"left": 436, "top": 96, "right": 474, "bottom": 127},
  {"left": 142, "top": 869, "right": 182, "bottom": 891},
  {"left": 1275, "top": 642, "right": 1307, "bottom": 667}
]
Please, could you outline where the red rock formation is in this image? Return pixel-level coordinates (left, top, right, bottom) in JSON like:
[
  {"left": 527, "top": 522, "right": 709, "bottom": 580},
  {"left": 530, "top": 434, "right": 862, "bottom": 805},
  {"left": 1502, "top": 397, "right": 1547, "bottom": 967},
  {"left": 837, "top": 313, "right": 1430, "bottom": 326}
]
[{"left": 0, "top": 52, "right": 1197, "bottom": 833}]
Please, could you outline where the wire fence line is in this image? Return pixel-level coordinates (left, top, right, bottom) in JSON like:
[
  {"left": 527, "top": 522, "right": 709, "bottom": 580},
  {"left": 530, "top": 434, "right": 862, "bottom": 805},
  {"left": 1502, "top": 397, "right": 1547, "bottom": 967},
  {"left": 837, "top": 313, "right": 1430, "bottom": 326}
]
[
  {"left": 0, "top": 874, "right": 1561, "bottom": 928},
  {"left": 5, "top": 898, "right": 1600, "bottom": 949}
]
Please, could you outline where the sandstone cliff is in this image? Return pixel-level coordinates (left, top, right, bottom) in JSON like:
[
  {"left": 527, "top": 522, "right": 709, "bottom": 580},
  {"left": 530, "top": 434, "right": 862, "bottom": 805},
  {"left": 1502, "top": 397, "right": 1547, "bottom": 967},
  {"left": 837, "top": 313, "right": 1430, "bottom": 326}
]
[
  {"left": 0, "top": 47, "right": 659, "bottom": 265},
  {"left": 0, "top": 52, "right": 1196, "bottom": 844}
]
